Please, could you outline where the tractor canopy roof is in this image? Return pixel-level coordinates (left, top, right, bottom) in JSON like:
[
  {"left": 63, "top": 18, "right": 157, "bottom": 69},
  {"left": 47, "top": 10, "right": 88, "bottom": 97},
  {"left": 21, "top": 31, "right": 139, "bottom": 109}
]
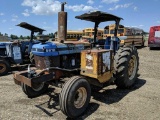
[
  {"left": 75, "top": 11, "right": 123, "bottom": 23},
  {"left": 17, "top": 22, "right": 45, "bottom": 32}
]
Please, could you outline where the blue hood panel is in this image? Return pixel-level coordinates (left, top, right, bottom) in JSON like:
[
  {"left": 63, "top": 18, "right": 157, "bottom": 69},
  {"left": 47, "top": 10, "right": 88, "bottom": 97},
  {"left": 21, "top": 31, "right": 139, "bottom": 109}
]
[
  {"left": 32, "top": 42, "right": 85, "bottom": 56},
  {"left": 32, "top": 42, "right": 58, "bottom": 56},
  {"left": 0, "top": 42, "right": 13, "bottom": 48}
]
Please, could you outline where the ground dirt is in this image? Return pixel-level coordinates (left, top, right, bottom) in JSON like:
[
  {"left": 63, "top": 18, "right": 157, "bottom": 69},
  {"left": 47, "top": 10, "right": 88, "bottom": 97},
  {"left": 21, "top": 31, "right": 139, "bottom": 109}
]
[{"left": 0, "top": 43, "right": 160, "bottom": 120}]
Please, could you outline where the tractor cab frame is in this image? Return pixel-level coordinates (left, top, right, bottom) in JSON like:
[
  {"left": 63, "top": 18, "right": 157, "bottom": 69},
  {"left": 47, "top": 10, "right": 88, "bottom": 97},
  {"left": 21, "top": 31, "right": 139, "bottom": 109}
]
[
  {"left": 75, "top": 11, "right": 123, "bottom": 54},
  {"left": 17, "top": 22, "right": 46, "bottom": 54}
]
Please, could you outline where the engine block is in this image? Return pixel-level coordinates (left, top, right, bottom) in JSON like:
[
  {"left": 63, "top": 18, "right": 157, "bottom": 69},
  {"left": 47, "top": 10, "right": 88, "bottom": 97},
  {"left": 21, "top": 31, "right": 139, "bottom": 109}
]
[{"left": 32, "top": 41, "right": 89, "bottom": 70}]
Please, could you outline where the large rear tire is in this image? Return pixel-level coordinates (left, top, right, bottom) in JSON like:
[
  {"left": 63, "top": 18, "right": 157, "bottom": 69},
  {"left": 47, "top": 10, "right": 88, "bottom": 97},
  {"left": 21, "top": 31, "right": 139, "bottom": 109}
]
[
  {"left": 114, "top": 46, "right": 139, "bottom": 88},
  {"left": 0, "top": 60, "right": 10, "bottom": 76},
  {"left": 21, "top": 82, "right": 49, "bottom": 98},
  {"left": 59, "top": 76, "right": 91, "bottom": 118}
]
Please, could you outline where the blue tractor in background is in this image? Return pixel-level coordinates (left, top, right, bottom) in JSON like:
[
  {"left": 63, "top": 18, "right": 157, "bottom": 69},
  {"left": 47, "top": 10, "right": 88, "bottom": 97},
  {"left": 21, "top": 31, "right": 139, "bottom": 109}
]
[{"left": 0, "top": 22, "right": 46, "bottom": 76}]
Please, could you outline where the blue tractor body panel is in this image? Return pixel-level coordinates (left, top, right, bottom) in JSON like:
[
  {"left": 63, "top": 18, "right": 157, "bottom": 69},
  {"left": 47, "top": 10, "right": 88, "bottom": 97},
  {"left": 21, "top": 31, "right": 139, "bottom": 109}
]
[
  {"left": 6, "top": 44, "right": 23, "bottom": 64},
  {"left": 75, "top": 44, "right": 85, "bottom": 53},
  {"left": 32, "top": 42, "right": 58, "bottom": 56},
  {"left": 104, "top": 37, "right": 120, "bottom": 51},
  {"left": 0, "top": 42, "right": 23, "bottom": 64},
  {"left": 67, "top": 44, "right": 75, "bottom": 54},
  {"left": 31, "top": 42, "right": 86, "bottom": 57},
  {"left": 0, "top": 42, "right": 12, "bottom": 48},
  {"left": 57, "top": 43, "right": 70, "bottom": 55}
]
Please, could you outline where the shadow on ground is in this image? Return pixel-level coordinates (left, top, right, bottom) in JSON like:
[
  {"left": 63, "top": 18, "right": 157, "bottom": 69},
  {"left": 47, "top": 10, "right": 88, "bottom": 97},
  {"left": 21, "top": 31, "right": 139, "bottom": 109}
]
[
  {"left": 149, "top": 47, "right": 160, "bottom": 50},
  {"left": 35, "top": 87, "right": 60, "bottom": 117},
  {"left": 35, "top": 78, "right": 146, "bottom": 120},
  {"left": 136, "top": 45, "right": 160, "bottom": 50},
  {"left": 91, "top": 78, "right": 146, "bottom": 105},
  {"left": 136, "top": 45, "right": 147, "bottom": 49}
]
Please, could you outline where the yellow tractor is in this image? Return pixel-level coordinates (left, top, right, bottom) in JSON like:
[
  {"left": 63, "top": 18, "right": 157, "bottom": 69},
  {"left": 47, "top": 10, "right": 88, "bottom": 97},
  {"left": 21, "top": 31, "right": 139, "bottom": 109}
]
[{"left": 13, "top": 11, "right": 139, "bottom": 118}]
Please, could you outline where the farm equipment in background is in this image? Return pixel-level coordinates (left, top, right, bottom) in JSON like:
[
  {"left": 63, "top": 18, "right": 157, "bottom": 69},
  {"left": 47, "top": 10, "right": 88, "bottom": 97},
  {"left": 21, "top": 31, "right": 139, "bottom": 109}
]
[
  {"left": 0, "top": 22, "right": 45, "bottom": 76},
  {"left": 148, "top": 26, "right": 160, "bottom": 50},
  {"left": 103, "top": 24, "right": 145, "bottom": 47},
  {"left": 0, "top": 41, "right": 22, "bottom": 75},
  {"left": 13, "top": 3, "right": 139, "bottom": 118}
]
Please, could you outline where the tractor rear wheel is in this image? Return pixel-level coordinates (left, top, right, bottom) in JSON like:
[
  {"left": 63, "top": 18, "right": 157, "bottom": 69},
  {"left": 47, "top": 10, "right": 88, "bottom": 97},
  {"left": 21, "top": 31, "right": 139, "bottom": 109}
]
[
  {"left": 114, "top": 46, "right": 139, "bottom": 88},
  {"left": 59, "top": 76, "right": 91, "bottom": 118},
  {"left": 0, "top": 60, "right": 10, "bottom": 76},
  {"left": 21, "top": 82, "right": 49, "bottom": 98}
]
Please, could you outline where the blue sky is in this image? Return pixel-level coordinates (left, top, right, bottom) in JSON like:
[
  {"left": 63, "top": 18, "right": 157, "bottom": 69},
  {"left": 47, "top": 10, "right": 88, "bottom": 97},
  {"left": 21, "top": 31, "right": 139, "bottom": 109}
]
[{"left": 0, "top": 0, "right": 160, "bottom": 36}]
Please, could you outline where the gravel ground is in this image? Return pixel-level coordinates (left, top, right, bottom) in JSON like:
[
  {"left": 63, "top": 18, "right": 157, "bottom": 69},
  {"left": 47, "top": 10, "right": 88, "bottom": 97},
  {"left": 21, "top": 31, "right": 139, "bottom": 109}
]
[{"left": 0, "top": 43, "right": 160, "bottom": 120}]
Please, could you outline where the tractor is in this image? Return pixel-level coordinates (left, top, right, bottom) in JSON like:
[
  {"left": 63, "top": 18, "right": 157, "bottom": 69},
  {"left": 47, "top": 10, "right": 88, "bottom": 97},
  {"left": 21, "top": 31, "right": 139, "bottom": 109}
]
[
  {"left": 0, "top": 22, "right": 46, "bottom": 76},
  {"left": 13, "top": 11, "right": 139, "bottom": 118}
]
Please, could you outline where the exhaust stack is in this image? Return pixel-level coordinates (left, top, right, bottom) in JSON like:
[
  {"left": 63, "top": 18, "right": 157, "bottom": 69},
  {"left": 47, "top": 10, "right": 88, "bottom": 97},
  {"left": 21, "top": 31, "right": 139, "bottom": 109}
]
[{"left": 58, "top": 2, "right": 67, "bottom": 42}]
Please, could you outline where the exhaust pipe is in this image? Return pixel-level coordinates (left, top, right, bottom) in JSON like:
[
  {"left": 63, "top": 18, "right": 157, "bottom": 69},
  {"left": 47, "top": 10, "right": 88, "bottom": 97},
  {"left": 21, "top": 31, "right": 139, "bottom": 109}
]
[{"left": 58, "top": 2, "right": 67, "bottom": 42}]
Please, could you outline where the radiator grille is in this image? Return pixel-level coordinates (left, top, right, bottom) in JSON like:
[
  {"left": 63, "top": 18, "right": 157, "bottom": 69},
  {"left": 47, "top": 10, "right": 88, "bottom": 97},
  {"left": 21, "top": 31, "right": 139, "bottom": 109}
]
[{"left": 34, "top": 55, "right": 60, "bottom": 70}]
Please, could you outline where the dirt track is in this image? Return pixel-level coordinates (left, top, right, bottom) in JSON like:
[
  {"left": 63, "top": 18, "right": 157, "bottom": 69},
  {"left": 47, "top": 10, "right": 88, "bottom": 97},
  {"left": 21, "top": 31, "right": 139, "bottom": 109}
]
[{"left": 0, "top": 44, "right": 160, "bottom": 120}]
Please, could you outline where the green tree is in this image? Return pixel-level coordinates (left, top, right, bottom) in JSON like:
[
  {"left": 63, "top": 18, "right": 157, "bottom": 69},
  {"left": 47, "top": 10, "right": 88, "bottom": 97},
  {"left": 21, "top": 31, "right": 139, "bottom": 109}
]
[
  {"left": 4, "top": 33, "right": 8, "bottom": 36},
  {"left": 48, "top": 33, "right": 54, "bottom": 38},
  {"left": 26, "top": 36, "right": 30, "bottom": 39},
  {"left": 20, "top": 35, "right": 24, "bottom": 39},
  {"left": 10, "top": 34, "right": 18, "bottom": 39},
  {"left": 0, "top": 32, "right": 3, "bottom": 36}
]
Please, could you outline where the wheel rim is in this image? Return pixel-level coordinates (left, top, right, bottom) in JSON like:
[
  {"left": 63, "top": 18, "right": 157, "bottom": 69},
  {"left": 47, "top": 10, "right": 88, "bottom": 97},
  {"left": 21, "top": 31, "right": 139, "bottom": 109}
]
[
  {"left": 74, "top": 87, "right": 87, "bottom": 109},
  {"left": 128, "top": 55, "right": 137, "bottom": 80},
  {"left": 0, "top": 63, "right": 6, "bottom": 74},
  {"left": 32, "top": 83, "right": 44, "bottom": 91}
]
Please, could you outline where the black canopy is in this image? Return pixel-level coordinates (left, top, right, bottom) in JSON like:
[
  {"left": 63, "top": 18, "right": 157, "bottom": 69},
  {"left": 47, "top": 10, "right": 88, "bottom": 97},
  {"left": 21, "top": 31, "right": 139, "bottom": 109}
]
[
  {"left": 17, "top": 22, "right": 45, "bottom": 32},
  {"left": 75, "top": 11, "right": 123, "bottom": 22}
]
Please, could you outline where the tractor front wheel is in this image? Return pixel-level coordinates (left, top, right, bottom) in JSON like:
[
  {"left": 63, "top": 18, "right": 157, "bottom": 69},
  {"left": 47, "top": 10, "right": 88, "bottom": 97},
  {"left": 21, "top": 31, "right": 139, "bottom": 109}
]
[
  {"left": 21, "top": 82, "right": 49, "bottom": 98},
  {"left": 59, "top": 76, "right": 91, "bottom": 118},
  {"left": 114, "top": 46, "right": 139, "bottom": 88},
  {"left": 0, "top": 60, "right": 10, "bottom": 76}
]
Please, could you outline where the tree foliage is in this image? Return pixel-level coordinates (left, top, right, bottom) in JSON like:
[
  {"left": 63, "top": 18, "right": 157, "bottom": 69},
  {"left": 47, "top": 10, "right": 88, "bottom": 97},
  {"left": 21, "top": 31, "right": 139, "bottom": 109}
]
[
  {"left": 0, "top": 32, "right": 54, "bottom": 40},
  {"left": 10, "top": 34, "right": 18, "bottom": 39}
]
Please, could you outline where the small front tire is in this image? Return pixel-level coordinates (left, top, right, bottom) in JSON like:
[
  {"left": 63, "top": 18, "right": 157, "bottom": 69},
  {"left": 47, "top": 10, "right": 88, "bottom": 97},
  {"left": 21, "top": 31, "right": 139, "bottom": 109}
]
[{"left": 59, "top": 76, "right": 91, "bottom": 118}]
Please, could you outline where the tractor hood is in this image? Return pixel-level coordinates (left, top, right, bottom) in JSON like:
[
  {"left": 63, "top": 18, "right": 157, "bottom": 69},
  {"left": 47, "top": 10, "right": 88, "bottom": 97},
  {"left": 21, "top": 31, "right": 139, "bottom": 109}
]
[
  {"left": 0, "top": 42, "right": 12, "bottom": 45},
  {"left": 32, "top": 42, "right": 58, "bottom": 56},
  {"left": 31, "top": 42, "right": 86, "bottom": 57},
  {"left": 0, "top": 42, "right": 12, "bottom": 48}
]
